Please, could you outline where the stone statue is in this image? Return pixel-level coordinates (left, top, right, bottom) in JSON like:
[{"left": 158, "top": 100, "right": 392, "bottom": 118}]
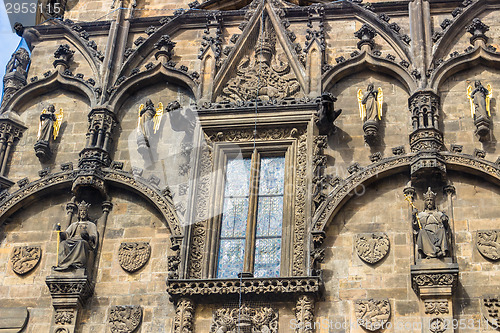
[
  {"left": 412, "top": 188, "right": 450, "bottom": 259},
  {"left": 467, "top": 80, "right": 492, "bottom": 139},
  {"left": 315, "top": 92, "right": 342, "bottom": 135},
  {"left": 5, "top": 48, "right": 30, "bottom": 77},
  {"left": 34, "top": 105, "right": 63, "bottom": 161},
  {"left": 357, "top": 83, "right": 383, "bottom": 143},
  {"left": 54, "top": 201, "right": 98, "bottom": 272},
  {"left": 137, "top": 99, "right": 163, "bottom": 151}
]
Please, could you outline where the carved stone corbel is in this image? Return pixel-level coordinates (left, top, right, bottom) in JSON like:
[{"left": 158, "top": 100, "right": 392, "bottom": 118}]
[
  {"left": 154, "top": 35, "right": 176, "bottom": 65},
  {"left": 53, "top": 44, "right": 75, "bottom": 73},
  {"left": 354, "top": 23, "right": 377, "bottom": 52}
]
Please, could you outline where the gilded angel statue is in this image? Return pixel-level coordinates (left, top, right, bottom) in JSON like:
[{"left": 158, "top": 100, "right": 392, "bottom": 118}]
[
  {"left": 357, "top": 83, "right": 383, "bottom": 142},
  {"left": 137, "top": 99, "right": 163, "bottom": 149},
  {"left": 34, "top": 105, "right": 63, "bottom": 161},
  {"left": 467, "top": 80, "right": 492, "bottom": 140}
]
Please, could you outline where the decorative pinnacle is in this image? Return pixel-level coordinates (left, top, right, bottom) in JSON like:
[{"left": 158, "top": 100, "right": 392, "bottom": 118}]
[
  {"left": 466, "top": 18, "right": 489, "bottom": 46},
  {"left": 154, "top": 35, "right": 176, "bottom": 62},
  {"left": 53, "top": 44, "right": 74, "bottom": 70},
  {"left": 354, "top": 24, "right": 377, "bottom": 50}
]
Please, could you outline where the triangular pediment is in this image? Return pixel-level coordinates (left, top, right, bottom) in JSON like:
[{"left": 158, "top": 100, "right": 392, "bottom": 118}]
[{"left": 213, "top": 0, "right": 307, "bottom": 103}]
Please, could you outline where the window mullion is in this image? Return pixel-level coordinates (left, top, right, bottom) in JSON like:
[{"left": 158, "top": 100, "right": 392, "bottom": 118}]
[{"left": 242, "top": 149, "right": 260, "bottom": 275}]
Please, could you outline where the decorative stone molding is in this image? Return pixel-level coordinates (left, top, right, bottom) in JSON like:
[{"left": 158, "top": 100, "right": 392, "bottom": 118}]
[
  {"left": 118, "top": 242, "right": 151, "bottom": 273},
  {"left": 476, "top": 230, "right": 500, "bottom": 260},
  {"left": 167, "top": 276, "right": 322, "bottom": 302},
  {"left": 312, "top": 135, "right": 328, "bottom": 210},
  {"left": 210, "top": 305, "right": 278, "bottom": 333},
  {"left": 429, "top": 317, "right": 446, "bottom": 333},
  {"left": 173, "top": 298, "right": 195, "bottom": 333},
  {"left": 466, "top": 18, "right": 489, "bottom": 46},
  {"left": 108, "top": 306, "right": 142, "bottom": 333},
  {"left": 481, "top": 296, "right": 500, "bottom": 329},
  {"left": 10, "top": 246, "right": 41, "bottom": 275},
  {"left": 424, "top": 300, "right": 449, "bottom": 315},
  {"left": 355, "top": 233, "right": 390, "bottom": 264},
  {"left": 293, "top": 295, "right": 315, "bottom": 333},
  {"left": 410, "top": 263, "right": 459, "bottom": 297},
  {"left": 354, "top": 299, "right": 391, "bottom": 331},
  {"left": 54, "top": 310, "right": 75, "bottom": 325},
  {"left": 354, "top": 24, "right": 377, "bottom": 51}
]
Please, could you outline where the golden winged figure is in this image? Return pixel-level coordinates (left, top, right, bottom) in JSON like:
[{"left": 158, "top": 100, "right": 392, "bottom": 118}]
[
  {"left": 358, "top": 84, "right": 383, "bottom": 121},
  {"left": 467, "top": 81, "right": 492, "bottom": 118},
  {"left": 153, "top": 102, "right": 163, "bottom": 134},
  {"left": 53, "top": 108, "right": 64, "bottom": 140}
]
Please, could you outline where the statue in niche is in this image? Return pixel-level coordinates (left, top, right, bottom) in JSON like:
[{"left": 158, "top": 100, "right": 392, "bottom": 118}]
[
  {"left": 412, "top": 187, "right": 450, "bottom": 259},
  {"left": 137, "top": 99, "right": 163, "bottom": 154},
  {"left": 467, "top": 80, "right": 492, "bottom": 140},
  {"left": 315, "top": 92, "right": 342, "bottom": 135},
  {"left": 53, "top": 201, "right": 98, "bottom": 272},
  {"left": 5, "top": 47, "right": 30, "bottom": 77},
  {"left": 358, "top": 83, "right": 383, "bottom": 143},
  {"left": 34, "top": 105, "right": 64, "bottom": 161}
]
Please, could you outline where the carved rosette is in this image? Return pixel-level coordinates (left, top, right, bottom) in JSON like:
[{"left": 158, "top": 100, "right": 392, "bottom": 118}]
[
  {"left": 210, "top": 305, "right": 278, "bottom": 333},
  {"left": 476, "top": 230, "right": 500, "bottom": 260},
  {"left": 10, "top": 246, "right": 41, "bottom": 275},
  {"left": 481, "top": 296, "right": 500, "bottom": 329},
  {"left": 108, "top": 306, "right": 142, "bottom": 333},
  {"left": 118, "top": 242, "right": 151, "bottom": 273},
  {"left": 293, "top": 295, "right": 315, "bottom": 333},
  {"left": 429, "top": 317, "right": 446, "bottom": 333},
  {"left": 355, "top": 233, "right": 390, "bottom": 264},
  {"left": 173, "top": 298, "right": 195, "bottom": 333},
  {"left": 354, "top": 299, "right": 391, "bottom": 331}
]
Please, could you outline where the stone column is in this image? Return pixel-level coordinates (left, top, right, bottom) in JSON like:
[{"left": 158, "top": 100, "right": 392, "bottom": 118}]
[{"left": 0, "top": 118, "right": 26, "bottom": 189}]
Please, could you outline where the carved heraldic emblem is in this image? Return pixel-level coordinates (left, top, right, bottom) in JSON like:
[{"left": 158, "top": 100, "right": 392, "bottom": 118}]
[
  {"left": 10, "top": 246, "right": 41, "bottom": 274},
  {"left": 481, "top": 297, "right": 500, "bottom": 329},
  {"left": 354, "top": 299, "right": 391, "bottom": 331},
  {"left": 108, "top": 305, "right": 142, "bottom": 333},
  {"left": 118, "top": 242, "right": 151, "bottom": 272},
  {"left": 210, "top": 305, "right": 278, "bottom": 333},
  {"left": 477, "top": 230, "right": 500, "bottom": 260},
  {"left": 355, "top": 233, "right": 390, "bottom": 264}
]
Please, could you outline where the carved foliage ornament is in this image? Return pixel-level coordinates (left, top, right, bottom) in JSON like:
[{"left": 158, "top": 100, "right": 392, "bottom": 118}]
[
  {"left": 54, "top": 310, "right": 75, "bottom": 325},
  {"left": 118, "top": 242, "right": 151, "bottom": 273},
  {"left": 424, "top": 301, "right": 449, "bottom": 315},
  {"left": 173, "top": 298, "right": 195, "bottom": 333},
  {"left": 10, "top": 246, "right": 41, "bottom": 275},
  {"left": 355, "top": 233, "right": 390, "bottom": 264},
  {"left": 354, "top": 299, "right": 391, "bottom": 331},
  {"left": 210, "top": 305, "right": 278, "bottom": 333},
  {"left": 108, "top": 306, "right": 142, "bottom": 333},
  {"left": 477, "top": 230, "right": 500, "bottom": 261},
  {"left": 481, "top": 297, "right": 500, "bottom": 329}
]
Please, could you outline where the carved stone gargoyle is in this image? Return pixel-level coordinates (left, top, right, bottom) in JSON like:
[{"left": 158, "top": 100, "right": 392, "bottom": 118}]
[
  {"left": 315, "top": 92, "right": 342, "bottom": 135},
  {"left": 358, "top": 83, "right": 383, "bottom": 144},
  {"left": 34, "top": 104, "right": 63, "bottom": 161},
  {"left": 467, "top": 80, "right": 492, "bottom": 141}
]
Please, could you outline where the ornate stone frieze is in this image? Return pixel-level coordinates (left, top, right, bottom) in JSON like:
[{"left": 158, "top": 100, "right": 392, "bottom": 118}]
[
  {"left": 476, "top": 230, "right": 500, "bottom": 260},
  {"left": 412, "top": 273, "right": 456, "bottom": 288},
  {"left": 312, "top": 135, "right": 328, "bottom": 210},
  {"left": 173, "top": 298, "right": 195, "bottom": 333},
  {"left": 354, "top": 299, "right": 391, "bottom": 332},
  {"left": 10, "top": 245, "right": 41, "bottom": 275},
  {"left": 481, "top": 297, "right": 500, "bottom": 329},
  {"left": 424, "top": 300, "right": 449, "bottom": 315},
  {"left": 210, "top": 305, "right": 278, "bottom": 333},
  {"left": 108, "top": 306, "right": 142, "bottom": 333},
  {"left": 355, "top": 233, "right": 390, "bottom": 264},
  {"left": 293, "top": 295, "right": 315, "bottom": 333},
  {"left": 167, "top": 276, "right": 322, "bottom": 302},
  {"left": 442, "top": 152, "right": 500, "bottom": 179},
  {"left": 45, "top": 276, "right": 94, "bottom": 303},
  {"left": 54, "top": 310, "right": 75, "bottom": 325},
  {"left": 118, "top": 242, "right": 151, "bottom": 273}
]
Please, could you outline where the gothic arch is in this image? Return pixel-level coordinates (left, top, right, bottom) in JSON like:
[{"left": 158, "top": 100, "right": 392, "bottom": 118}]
[
  {"left": 322, "top": 51, "right": 417, "bottom": 94},
  {"left": 1, "top": 71, "right": 97, "bottom": 114},
  {"left": 0, "top": 169, "right": 182, "bottom": 235},
  {"left": 107, "top": 63, "right": 199, "bottom": 114},
  {"left": 312, "top": 152, "right": 500, "bottom": 234}
]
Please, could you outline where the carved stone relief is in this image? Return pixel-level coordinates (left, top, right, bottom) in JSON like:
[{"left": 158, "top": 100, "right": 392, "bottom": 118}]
[
  {"left": 481, "top": 297, "right": 500, "bottom": 329},
  {"left": 477, "top": 230, "right": 500, "bottom": 260},
  {"left": 293, "top": 295, "right": 315, "bottom": 333},
  {"left": 354, "top": 299, "right": 391, "bottom": 331},
  {"left": 173, "top": 298, "right": 195, "bottom": 333},
  {"left": 429, "top": 317, "right": 446, "bottom": 333},
  {"left": 210, "top": 305, "right": 278, "bottom": 333},
  {"left": 424, "top": 301, "right": 449, "bottom": 315},
  {"left": 118, "top": 242, "right": 151, "bottom": 273},
  {"left": 355, "top": 233, "right": 390, "bottom": 264},
  {"left": 54, "top": 310, "right": 75, "bottom": 325},
  {"left": 108, "top": 306, "right": 142, "bottom": 333},
  {"left": 10, "top": 246, "right": 41, "bottom": 275}
]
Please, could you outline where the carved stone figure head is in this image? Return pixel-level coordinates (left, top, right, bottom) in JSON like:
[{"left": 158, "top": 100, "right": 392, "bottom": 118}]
[
  {"left": 77, "top": 201, "right": 90, "bottom": 221},
  {"left": 474, "top": 80, "right": 482, "bottom": 88},
  {"left": 48, "top": 104, "right": 56, "bottom": 113},
  {"left": 367, "top": 83, "right": 374, "bottom": 92},
  {"left": 423, "top": 187, "right": 436, "bottom": 210}
]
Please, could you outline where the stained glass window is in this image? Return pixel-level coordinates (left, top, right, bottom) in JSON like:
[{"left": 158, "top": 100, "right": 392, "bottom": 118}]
[{"left": 216, "top": 154, "right": 285, "bottom": 279}]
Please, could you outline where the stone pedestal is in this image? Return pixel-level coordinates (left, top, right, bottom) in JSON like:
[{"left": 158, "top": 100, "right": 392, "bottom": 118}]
[
  {"left": 474, "top": 115, "right": 491, "bottom": 141},
  {"left": 363, "top": 119, "right": 379, "bottom": 144},
  {"left": 411, "top": 260, "right": 459, "bottom": 333},
  {"left": 45, "top": 269, "right": 94, "bottom": 333},
  {"left": 34, "top": 140, "right": 52, "bottom": 161}
]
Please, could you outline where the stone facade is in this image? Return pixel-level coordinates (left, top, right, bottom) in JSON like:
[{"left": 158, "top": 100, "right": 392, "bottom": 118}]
[{"left": 1, "top": 0, "right": 500, "bottom": 332}]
